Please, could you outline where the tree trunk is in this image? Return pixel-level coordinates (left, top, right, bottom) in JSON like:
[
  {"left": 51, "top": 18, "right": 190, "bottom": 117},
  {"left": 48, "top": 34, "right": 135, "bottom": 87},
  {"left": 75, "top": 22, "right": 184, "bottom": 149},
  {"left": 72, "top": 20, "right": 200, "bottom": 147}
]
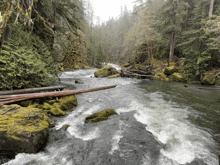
[
  {"left": 2, "top": 25, "right": 11, "bottom": 46},
  {"left": 169, "top": 32, "right": 176, "bottom": 62},
  {"left": 0, "top": 85, "right": 117, "bottom": 105},
  {"left": 209, "top": 0, "right": 215, "bottom": 17},
  {"left": 0, "top": 86, "right": 65, "bottom": 95}
]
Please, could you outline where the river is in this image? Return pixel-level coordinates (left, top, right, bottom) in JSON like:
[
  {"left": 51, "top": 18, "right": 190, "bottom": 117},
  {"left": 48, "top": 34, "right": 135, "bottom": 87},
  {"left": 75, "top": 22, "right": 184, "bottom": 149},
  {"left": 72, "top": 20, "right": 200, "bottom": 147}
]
[{"left": 4, "top": 64, "right": 220, "bottom": 165}]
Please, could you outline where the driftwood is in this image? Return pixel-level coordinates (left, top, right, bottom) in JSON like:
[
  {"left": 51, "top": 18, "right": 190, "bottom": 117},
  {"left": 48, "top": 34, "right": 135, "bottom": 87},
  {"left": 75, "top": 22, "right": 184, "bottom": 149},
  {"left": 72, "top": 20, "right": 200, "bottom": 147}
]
[
  {"left": 0, "top": 86, "right": 65, "bottom": 95},
  {"left": 0, "top": 85, "right": 117, "bottom": 106}
]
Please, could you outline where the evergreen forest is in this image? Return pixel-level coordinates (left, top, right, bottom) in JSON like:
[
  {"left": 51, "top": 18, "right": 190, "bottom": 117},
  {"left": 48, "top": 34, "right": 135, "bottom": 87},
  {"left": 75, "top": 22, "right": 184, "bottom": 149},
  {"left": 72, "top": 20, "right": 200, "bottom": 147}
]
[{"left": 1, "top": 0, "right": 220, "bottom": 90}]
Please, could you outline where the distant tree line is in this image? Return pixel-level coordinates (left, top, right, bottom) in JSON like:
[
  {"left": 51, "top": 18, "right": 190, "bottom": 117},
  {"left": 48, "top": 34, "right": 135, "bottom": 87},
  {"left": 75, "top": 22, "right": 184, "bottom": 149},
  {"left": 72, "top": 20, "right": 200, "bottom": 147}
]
[{"left": 87, "top": 0, "right": 220, "bottom": 81}]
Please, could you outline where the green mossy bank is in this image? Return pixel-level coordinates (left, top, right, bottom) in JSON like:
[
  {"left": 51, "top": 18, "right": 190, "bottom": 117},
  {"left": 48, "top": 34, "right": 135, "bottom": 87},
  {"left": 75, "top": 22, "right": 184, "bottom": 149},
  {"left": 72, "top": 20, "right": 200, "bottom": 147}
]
[
  {"left": 0, "top": 95, "right": 77, "bottom": 155},
  {"left": 123, "top": 59, "right": 219, "bottom": 85}
]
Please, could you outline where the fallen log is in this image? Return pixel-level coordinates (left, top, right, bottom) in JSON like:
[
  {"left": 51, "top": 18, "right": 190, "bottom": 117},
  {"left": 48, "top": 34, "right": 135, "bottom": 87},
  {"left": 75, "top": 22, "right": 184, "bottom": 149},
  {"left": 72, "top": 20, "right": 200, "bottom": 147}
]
[
  {"left": 120, "top": 70, "right": 154, "bottom": 79},
  {"left": 0, "top": 86, "right": 65, "bottom": 95},
  {"left": 0, "top": 85, "right": 117, "bottom": 106}
]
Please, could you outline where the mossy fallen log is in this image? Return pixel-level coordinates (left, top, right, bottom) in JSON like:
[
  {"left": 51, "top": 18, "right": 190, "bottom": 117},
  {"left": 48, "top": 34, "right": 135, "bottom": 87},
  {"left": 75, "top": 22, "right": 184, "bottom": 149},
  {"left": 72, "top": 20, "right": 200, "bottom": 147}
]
[{"left": 0, "top": 85, "right": 117, "bottom": 106}]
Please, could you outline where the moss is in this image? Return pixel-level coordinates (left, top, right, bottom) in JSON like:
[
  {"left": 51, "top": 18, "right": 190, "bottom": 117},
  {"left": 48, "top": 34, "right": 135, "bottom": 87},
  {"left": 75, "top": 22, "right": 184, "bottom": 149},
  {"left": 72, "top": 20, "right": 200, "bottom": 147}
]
[
  {"left": 0, "top": 104, "right": 49, "bottom": 142},
  {"left": 201, "top": 72, "right": 216, "bottom": 85},
  {"left": 123, "top": 62, "right": 130, "bottom": 67},
  {"left": 60, "top": 124, "right": 70, "bottom": 131},
  {"left": 170, "top": 72, "right": 186, "bottom": 82},
  {"left": 154, "top": 72, "right": 168, "bottom": 81},
  {"left": 49, "top": 103, "right": 67, "bottom": 116},
  {"left": 58, "top": 95, "right": 78, "bottom": 111},
  {"left": 94, "top": 65, "right": 116, "bottom": 77},
  {"left": 108, "top": 74, "right": 120, "bottom": 78},
  {"left": 19, "top": 100, "right": 33, "bottom": 107},
  {"left": 164, "top": 66, "right": 178, "bottom": 76},
  {"left": 47, "top": 99, "right": 57, "bottom": 105},
  {"left": 74, "top": 65, "right": 80, "bottom": 69},
  {"left": 85, "top": 109, "right": 117, "bottom": 123}
]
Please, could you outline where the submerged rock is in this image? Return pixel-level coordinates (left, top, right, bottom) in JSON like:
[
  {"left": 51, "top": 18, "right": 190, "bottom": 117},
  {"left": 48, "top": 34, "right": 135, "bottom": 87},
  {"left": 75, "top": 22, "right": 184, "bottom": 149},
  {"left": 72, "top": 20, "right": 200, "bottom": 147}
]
[
  {"left": 85, "top": 109, "right": 117, "bottom": 123},
  {"left": 94, "top": 65, "right": 118, "bottom": 78},
  {"left": 0, "top": 104, "right": 49, "bottom": 154}
]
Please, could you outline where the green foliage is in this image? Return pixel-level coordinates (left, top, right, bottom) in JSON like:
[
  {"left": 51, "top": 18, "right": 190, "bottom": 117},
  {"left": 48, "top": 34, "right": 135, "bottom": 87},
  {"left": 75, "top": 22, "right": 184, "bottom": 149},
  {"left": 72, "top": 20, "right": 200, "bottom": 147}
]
[{"left": 0, "top": 42, "right": 54, "bottom": 90}]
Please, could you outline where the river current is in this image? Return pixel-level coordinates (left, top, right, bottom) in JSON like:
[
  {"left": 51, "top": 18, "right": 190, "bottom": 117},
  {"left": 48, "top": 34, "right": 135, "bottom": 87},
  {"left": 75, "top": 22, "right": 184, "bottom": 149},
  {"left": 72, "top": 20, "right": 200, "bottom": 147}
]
[{"left": 4, "top": 64, "right": 220, "bottom": 165}]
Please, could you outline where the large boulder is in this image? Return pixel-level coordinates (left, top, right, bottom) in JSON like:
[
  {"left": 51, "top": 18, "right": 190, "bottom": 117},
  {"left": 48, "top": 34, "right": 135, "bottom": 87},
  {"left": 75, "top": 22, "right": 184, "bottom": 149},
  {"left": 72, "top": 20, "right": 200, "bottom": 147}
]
[
  {"left": 85, "top": 109, "right": 117, "bottom": 123},
  {"left": 0, "top": 104, "right": 49, "bottom": 154},
  {"left": 94, "top": 65, "right": 118, "bottom": 77}
]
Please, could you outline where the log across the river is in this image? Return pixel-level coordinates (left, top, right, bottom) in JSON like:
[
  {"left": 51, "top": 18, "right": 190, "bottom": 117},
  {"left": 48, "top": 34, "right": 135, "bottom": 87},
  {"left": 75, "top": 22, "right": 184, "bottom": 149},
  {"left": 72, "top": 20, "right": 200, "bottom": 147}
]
[
  {"left": 0, "top": 85, "right": 117, "bottom": 105},
  {"left": 0, "top": 86, "right": 65, "bottom": 95}
]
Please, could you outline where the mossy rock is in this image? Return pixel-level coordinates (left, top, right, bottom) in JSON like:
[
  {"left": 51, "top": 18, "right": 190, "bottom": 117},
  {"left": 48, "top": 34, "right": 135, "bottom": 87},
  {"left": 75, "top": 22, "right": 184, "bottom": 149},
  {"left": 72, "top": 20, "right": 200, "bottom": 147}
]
[
  {"left": 164, "top": 66, "right": 178, "bottom": 76},
  {"left": 94, "top": 65, "right": 117, "bottom": 77},
  {"left": 74, "top": 65, "right": 80, "bottom": 69},
  {"left": 85, "top": 109, "right": 117, "bottom": 123},
  {"left": 60, "top": 124, "right": 70, "bottom": 131},
  {"left": 154, "top": 72, "right": 167, "bottom": 81},
  {"left": 0, "top": 104, "right": 49, "bottom": 154},
  {"left": 201, "top": 72, "right": 216, "bottom": 85},
  {"left": 123, "top": 62, "right": 130, "bottom": 67},
  {"left": 58, "top": 95, "right": 78, "bottom": 111},
  {"left": 169, "top": 72, "right": 186, "bottom": 82},
  {"left": 108, "top": 74, "right": 120, "bottom": 78}
]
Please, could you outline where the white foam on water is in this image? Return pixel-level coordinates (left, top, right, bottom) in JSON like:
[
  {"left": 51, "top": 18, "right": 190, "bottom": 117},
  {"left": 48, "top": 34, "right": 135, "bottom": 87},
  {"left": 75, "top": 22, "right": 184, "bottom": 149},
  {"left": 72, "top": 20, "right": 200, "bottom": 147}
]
[
  {"left": 55, "top": 105, "right": 101, "bottom": 141},
  {"left": 109, "top": 120, "right": 124, "bottom": 155},
  {"left": 106, "top": 63, "right": 121, "bottom": 70},
  {"left": 59, "top": 69, "right": 97, "bottom": 78},
  {"left": 116, "top": 92, "right": 218, "bottom": 165}
]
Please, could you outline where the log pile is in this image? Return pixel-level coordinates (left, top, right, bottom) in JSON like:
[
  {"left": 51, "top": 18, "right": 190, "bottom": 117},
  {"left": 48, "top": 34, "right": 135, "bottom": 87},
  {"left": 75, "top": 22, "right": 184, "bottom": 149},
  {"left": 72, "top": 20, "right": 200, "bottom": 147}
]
[
  {"left": 120, "top": 65, "right": 154, "bottom": 79},
  {"left": 0, "top": 85, "right": 117, "bottom": 106}
]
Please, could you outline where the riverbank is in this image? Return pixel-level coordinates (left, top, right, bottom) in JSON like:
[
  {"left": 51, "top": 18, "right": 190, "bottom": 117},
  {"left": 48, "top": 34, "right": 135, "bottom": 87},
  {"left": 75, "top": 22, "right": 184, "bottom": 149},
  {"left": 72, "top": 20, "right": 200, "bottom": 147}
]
[{"left": 121, "top": 59, "right": 220, "bottom": 85}]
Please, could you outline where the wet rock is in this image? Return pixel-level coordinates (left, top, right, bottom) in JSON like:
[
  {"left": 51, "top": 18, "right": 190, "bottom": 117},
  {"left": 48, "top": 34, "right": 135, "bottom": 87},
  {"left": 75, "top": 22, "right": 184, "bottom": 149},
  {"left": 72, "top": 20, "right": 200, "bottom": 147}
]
[
  {"left": 94, "top": 65, "right": 118, "bottom": 78},
  {"left": 0, "top": 104, "right": 49, "bottom": 154},
  {"left": 201, "top": 71, "right": 216, "bottom": 85},
  {"left": 85, "top": 109, "right": 117, "bottom": 123}
]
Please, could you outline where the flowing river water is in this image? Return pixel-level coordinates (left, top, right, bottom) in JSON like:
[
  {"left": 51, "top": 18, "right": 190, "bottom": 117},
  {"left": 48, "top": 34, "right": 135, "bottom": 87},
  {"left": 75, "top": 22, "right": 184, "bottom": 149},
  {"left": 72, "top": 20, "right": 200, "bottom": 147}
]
[{"left": 4, "top": 64, "right": 220, "bottom": 165}]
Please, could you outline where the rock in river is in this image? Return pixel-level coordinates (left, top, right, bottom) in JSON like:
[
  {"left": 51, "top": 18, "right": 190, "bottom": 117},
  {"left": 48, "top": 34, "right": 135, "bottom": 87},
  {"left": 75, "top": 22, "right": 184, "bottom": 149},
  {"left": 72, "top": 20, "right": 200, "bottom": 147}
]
[
  {"left": 85, "top": 109, "right": 117, "bottom": 123},
  {"left": 0, "top": 104, "right": 49, "bottom": 154}
]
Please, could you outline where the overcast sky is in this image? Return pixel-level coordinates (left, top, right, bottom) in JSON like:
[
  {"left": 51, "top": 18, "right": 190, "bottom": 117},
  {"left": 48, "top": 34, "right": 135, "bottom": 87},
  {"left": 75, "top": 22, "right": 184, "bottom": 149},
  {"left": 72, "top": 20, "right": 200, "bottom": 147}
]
[{"left": 91, "top": 0, "right": 135, "bottom": 23}]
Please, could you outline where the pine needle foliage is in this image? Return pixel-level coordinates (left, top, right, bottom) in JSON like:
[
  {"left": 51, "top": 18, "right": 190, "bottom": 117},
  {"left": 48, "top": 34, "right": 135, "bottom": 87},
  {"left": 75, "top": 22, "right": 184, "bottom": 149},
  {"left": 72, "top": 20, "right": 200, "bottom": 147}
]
[{"left": 0, "top": 41, "right": 54, "bottom": 90}]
